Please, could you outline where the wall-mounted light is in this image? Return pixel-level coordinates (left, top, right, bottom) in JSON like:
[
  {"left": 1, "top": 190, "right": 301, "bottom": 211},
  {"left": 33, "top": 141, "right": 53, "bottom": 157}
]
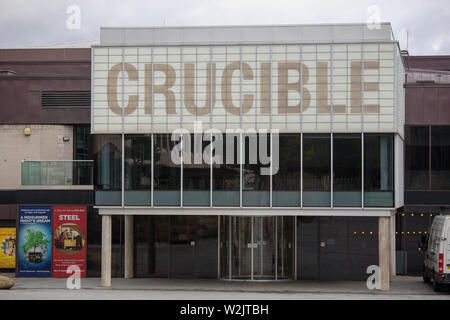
[
  {"left": 63, "top": 136, "right": 70, "bottom": 142},
  {"left": 23, "top": 127, "right": 31, "bottom": 136}
]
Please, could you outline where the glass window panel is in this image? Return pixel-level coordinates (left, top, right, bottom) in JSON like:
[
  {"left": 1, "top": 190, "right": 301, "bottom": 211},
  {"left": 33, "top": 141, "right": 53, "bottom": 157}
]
[
  {"left": 253, "top": 217, "right": 275, "bottom": 279},
  {"left": 111, "top": 215, "right": 124, "bottom": 277},
  {"left": 213, "top": 134, "right": 240, "bottom": 206},
  {"left": 195, "top": 216, "right": 218, "bottom": 278},
  {"left": 303, "top": 134, "right": 331, "bottom": 207},
  {"left": 153, "top": 134, "right": 181, "bottom": 206},
  {"left": 93, "top": 135, "right": 122, "bottom": 206},
  {"left": 364, "top": 134, "right": 394, "bottom": 207},
  {"left": 220, "top": 216, "right": 230, "bottom": 279},
  {"left": 333, "top": 134, "right": 362, "bottom": 207},
  {"left": 405, "top": 126, "right": 429, "bottom": 190},
  {"left": 183, "top": 134, "right": 210, "bottom": 206},
  {"left": 124, "top": 135, "right": 151, "bottom": 206},
  {"left": 88, "top": 212, "right": 123, "bottom": 277},
  {"left": 134, "top": 215, "right": 169, "bottom": 277},
  {"left": 431, "top": 126, "right": 450, "bottom": 190},
  {"left": 170, "top": 216, "right": 197, "bottom": 277},
  {"left": 243, "top": 133, "right": 270, "bottom": 207},
  {"left": 273, "top": 134, "right": 301, "bottom": 207},
  {"left": 86, "top": 207, "right": 101, "bottom": 277},
  {"left": 75, "top": 125, "right": 93, "bottom": 185},
  {"left": 75, "top": 126, "right": 90, "bottom": 160},
  {"left": 276, "top": 216, "right": 294, "bottom": 279},
  {"left": 231, "top": 216, "right": 252, "bottom": 279}
]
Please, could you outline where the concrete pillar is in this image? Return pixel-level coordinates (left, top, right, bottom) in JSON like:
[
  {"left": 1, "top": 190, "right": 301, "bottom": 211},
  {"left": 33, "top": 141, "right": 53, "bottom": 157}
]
[
  {"left": 379, "top": 216, "right": 390, "bottom": 291},
  {"left": 124, "top": 215, "right": 134, "bottom": 279},
  {"left": 390, "top": 213, "right": 396, "bottom": 281},
  {"left": 101, "top": 215, "right": 112, "bottom": 287}
]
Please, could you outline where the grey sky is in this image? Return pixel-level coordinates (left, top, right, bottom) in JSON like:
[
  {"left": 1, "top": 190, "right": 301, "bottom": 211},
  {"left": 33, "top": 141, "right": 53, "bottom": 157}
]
[{"left": 0, "top": 0, "right": 449, "bottom": 55}]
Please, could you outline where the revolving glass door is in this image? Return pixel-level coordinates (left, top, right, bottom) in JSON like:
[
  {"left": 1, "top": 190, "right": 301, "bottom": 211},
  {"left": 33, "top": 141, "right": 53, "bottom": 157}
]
[{"left": 220, "top": 216, "right": 294, "bottom": 280}]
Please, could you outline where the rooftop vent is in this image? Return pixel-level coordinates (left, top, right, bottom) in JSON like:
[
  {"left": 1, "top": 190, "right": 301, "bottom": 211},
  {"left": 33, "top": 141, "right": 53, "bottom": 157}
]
[{"left": 42, "top": 91, "right": 90, "bottom": 107}]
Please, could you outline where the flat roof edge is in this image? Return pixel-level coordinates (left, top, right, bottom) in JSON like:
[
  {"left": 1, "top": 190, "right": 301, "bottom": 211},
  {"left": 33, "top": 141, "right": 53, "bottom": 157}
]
[
  {"left": 99, "top": 23, "right": 394, "bottom": 46},
  {"left": 92, "top": 40, "right": 400, "bottom": 49},
  {"left": 100, "top": 22, "right": 392, "bottom": 30}
]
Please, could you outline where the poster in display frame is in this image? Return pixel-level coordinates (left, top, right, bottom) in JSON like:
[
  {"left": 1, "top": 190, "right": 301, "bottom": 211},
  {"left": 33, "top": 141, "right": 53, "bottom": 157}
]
[
  {"left": 0, "top": 227, "right": 16, "bottom": 269},
  {"left": 52, "top": 205, "right": 87, "bottom": 278},
  {"left": 17, "top": 206, "right": 52, "bottom": 277}
]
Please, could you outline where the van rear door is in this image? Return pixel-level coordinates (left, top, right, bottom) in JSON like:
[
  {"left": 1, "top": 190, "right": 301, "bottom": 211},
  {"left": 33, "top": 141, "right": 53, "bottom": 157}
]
[{"left": 446, "top": 226, "right": 450, "bottom": 273}]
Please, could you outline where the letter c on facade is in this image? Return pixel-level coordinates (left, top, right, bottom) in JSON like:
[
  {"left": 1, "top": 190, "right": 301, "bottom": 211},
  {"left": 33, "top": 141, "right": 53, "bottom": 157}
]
[{"left": 107, "top": 63, "right": 139, "bottom": 116}]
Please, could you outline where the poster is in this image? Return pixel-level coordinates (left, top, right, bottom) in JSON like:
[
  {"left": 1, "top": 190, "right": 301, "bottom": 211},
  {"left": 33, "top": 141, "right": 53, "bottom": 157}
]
[
  {"left": 0, "top": 228, "right": 16, "bottom": 268},
  {"left": 52, "top": 206, "right": 86, "bottom": 278},
  {"left": 18, "top": 206, "right": 52, "bottom": 277}
]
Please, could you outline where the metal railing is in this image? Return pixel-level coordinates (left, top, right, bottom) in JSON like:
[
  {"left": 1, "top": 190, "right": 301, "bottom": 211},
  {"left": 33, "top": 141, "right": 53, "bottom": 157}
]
[{"left": 21, "top": 160, "right": 93, "bottom": 186}]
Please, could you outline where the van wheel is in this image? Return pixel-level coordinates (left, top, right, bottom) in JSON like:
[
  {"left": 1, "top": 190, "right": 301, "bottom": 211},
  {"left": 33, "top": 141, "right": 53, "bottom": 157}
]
[
  {"left": 423, "top": 267, "right": 431, "bottom": 283},
  {"left": 433, "top": 279, "right": 441, "bottom": 292}
]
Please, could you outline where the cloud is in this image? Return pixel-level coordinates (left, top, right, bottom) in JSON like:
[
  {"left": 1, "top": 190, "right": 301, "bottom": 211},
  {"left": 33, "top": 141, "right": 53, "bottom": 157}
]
[{"left": 0, "top": 0, "right": 448, "bottom": 55}]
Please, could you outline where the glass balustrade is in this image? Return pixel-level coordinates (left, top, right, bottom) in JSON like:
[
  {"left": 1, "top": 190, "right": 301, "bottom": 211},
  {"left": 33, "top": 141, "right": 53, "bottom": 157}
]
[{"left": 21, "top": 160, "right": 93, "bottom": 186}]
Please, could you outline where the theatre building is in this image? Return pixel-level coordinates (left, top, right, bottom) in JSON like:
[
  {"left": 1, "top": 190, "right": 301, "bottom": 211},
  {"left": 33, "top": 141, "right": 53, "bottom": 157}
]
[{"left": 90, "top": 23, "right": 406, "bottom": 289}]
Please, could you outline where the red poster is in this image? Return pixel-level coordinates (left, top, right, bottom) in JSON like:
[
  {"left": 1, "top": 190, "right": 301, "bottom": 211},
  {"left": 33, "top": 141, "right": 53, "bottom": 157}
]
[{"left": 52, "top": 206, "right": 87, "bottom": 278}]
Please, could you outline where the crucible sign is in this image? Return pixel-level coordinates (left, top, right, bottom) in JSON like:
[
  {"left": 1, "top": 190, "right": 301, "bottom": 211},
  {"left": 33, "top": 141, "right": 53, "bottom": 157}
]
[{"left": 92, "top": 44, "right": 398, "bottom": 133}]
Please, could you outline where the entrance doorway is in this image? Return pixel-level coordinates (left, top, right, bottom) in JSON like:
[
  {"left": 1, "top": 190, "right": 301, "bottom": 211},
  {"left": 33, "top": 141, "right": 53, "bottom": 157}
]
[
  {"left": 220, "top": 216, "right": 295, "bottom": 280},
  {"left": 134, "top": 215, "right": 218, "bottom": 278}
]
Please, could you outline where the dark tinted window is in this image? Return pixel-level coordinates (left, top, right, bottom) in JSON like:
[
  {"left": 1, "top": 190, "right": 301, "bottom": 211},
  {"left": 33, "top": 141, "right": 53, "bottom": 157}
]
[
  {"left": 364, "top": 134, "right": 394, "bottom": 207},
  {"left": 153, "top": 134, "right": 181, "bottom": 206},
  {"left": 405, "top": 126, "right": 429, "bottom": 190},
  {"left": 212, "top": 134, "right": 240, "bottom": 206},
  {"left": 303, "top": 134, "right": 331, "bottom": 207},
  {"left": 333, "top": 134, "right": 361, "bottom": 207},
  {"left": 124, "top": 135, "right": 151, "bottom": 206},
  {"left": 93, "top": 135, "right": 122, "bottom": 206},
  {"left": 183, "top": 134, "right": 210, "bottom": 206},
  {"left": 273, "top": 134, "right": 300, "bottom": 207},
  {"left": 243, "top": 133, "right": 270, "bottom": 207},
  {"left": 431, "top": 126, "right": 450, "bottom": 190}
]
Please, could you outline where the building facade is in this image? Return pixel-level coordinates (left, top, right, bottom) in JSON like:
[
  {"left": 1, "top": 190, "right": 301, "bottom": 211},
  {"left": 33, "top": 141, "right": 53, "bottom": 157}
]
[
  {"left": 92, "top": 24, "right": 405, "bottom": 289},
  {"left": 398, "top": 55, "right": 450, "bottom": 275},
  {"left": 0, "top": 48, "right": 100, "bottom": 275},
  {"left": 9, "top": 25, "right": 447, "bottom": 288}
]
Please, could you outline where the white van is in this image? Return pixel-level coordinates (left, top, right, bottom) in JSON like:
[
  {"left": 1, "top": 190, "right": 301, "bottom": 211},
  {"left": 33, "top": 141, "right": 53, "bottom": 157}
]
[{"left": 420, "top": 215, "right": 450, "bottom": 292}]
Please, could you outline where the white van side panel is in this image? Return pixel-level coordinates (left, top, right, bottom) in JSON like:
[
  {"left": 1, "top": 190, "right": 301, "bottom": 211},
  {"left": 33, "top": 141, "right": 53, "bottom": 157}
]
[
  {"left": 426, "top": 216, "right": 444, "bottom": 272},
  {"left": 424, "top": 216, "right": 450, "bottom": 274},
  {"left": 446, "top": 223, "right": 450, "bottom": 274}
]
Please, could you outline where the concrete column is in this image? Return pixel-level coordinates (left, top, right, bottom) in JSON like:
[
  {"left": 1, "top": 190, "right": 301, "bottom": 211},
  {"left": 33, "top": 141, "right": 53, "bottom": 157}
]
[
  {"left": 101, "top": 215, "right": 112, "bottom": 287},
  {"left": 390, "top": 212, "right": 396, "bottom": 281},
  {"left": 124, "top": 215, "right": 134, "bottom": 279},
  {"left": 379, "top": 216, "right": 390, "bottom": 291}
]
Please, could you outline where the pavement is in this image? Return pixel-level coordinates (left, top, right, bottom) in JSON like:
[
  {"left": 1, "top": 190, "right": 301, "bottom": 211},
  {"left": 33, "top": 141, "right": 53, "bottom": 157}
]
[{"left": 0, "top": 273, "right": 449, "bottom": 300}]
